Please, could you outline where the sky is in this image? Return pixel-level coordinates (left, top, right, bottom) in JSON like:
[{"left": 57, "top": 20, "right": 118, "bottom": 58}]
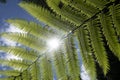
[{"left": 0, "top": 0, "right": 90, "bottom": 80}]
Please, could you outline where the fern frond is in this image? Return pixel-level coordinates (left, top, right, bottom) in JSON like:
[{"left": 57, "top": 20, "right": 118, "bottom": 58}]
[
  {"left": 46, "top": 0, "right": 87, "bottom": 26},
  {"left": 65, "top": 36, "right": 80, "bottom": 80},
  {"left": 109, "top": 4, "right": 120, "bottom": 36},
  {"left": 99, "top": 13, "right": 120, "bottom": 60},
  {"left": 1, "top": 32, "right": 45, "bottom": 51},
  {"left": 0, "top": 70, "right": 20, "bottom": 76},
  {"left": 14, "top": 76, "right": 22, "bottom": 80},
  {"left": 85, "top": 0, "right": 108, "bottom": 10},
  {"left": 61, "top": 0, "right": 98, "bottom": 17},
  {"left": 110, "top": 0, "right": 115, "bottom": 2},
  {"left": 0, "top": 77, "right": 14, "bottom": 80},
  {"left": 40, "top": 55, "right": 53, "bottom": 80},
  {"left": 53, "top": 49, "right": 68, "bottom": 80},
  {"left": 0, "top": 59, "right": 30, "bottom": 71},
  {"left": 87, "top": 19, "right": 109, "bottom": 75},
  {"left": 76, "top": 28, "right": 96, "bottom": 80},
  {"left": 30, "top": 62, "right": 41, "bottom": 80},
  {"left": 7, "top": 19, "right": 56, "bottom": 39},
  {"left": 0, "top": 46, "right": 38, "bottom": 61},
  {"left": 19, "top": 2, "right": 74, "bottom": 33},
  {"left": 22, "top": 70, "right": 31, "bottom": 80}
]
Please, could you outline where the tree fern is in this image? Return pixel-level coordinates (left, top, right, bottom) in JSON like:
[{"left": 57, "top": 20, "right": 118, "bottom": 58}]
[
  {"left": 61, "top": 0, "right": 99, "bottom": 17},
  {"left": 53, "top": 49, "right": 68, "bottom": 80},
  {"left": 7, "top": 19, "right": 56, "bottom": 39},
  {"left": 40, "top": 55, "right": 53, "bottom": 80},
  {"left": 19, "top": 2, "right": 74, "bottom": 33},
  {"left": 99, "top": 13, "right": 120, "bottom": 60},
  {"left": 0, "top": 59, "right": 30, "bottom": 71},
  {"left": 0, "top": 0, "right": 120, "bottom": 80},
  {"left": 1, "top": 32, "right": 45, "bottom": 51},
  {"left": 86, "top": 19, "right": 109, "bottom": 75},
  {"left": 46, "top": 0, "right": 87, "bottom": 26},
  {"left": 14, "top": 76, "right": 22, "bottom": 80},
  {"left": 0, "top": 70, "right": 20, "bottom": 76},
  {"left": 0, "top": 77, "right": 14, "bottom": 80},
  {"left": 76, "top": 28, "right": 96, "bottom": 80},
  {"left": 30, "top": 62, "right": 41, "bottom": 80},
  {"left": 85, "top": 0, "right": 108, "bottom": 10},
  {"left": 21, "top": 70, "right": 31, "bottom": 80},
  {"left": 65, "top": 36, "right": 80, "bottom": 80},
  {"left": 0, "top": 46, "right": 38, "bottom": 61},
  {"left": 109, "top": 4, "right": 120, "bottom": 36}
]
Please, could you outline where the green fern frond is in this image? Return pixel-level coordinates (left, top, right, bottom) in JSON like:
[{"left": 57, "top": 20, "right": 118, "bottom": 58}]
[
  {"left": 110, "top": 0, "right": 115, "bottom": 2},
  {"left": 61, "top": 0, "right": 98, "bottom": 17},
  {"left": 65, "top": 36, "right": 80, "bottom": 80},
  {"left": 76, "top": 28, "right": 96, "bottom": 80},
  {"left": 0, "top": 0, "right": 119, "bottom": 80},
  {"left": 40, "top": 55, "right": 53, "bottom": 80},
  {"left": 87, "top": 19, "right": 109, "bottom": 75},
  {"left": 0, "top": 46, "right": 38, "bottom": 61},
  {"left": 0, "top": 70, "right": 20, "bottom": 76},
  {"left": 85, "top": 0, "right": 108, "bottom": 10},
  {"left": 30, "top": 62, "right": 41, "bottom": 80},
  {"left": 109, "top": 4, "right": 120, "bottom": 36},
  {"left": 46, "top": 0, "right": 87, "bottom": 26},
  {"left": 22, "top": 70, "right": 31, "bottom": 80},
  {"left": 19, "top": 2, "right": 74, "bottom": 33},
  {"left": 1, "top": 32, "right": 45, "bottom": 51},
  {"left": 14, "top": 76, "right": 22, "bottom": 80},
  {"left": 99, "top": 13, "right": 120, "bottom": 60},
  {"left": 0, "top": 59, "right": 30, "bottom": 71},
  {"left": 7, "top": 19, "right": 56, "bottom": 39},
  {"left": 0, "top": 77, "right": 14, "bottom": 80},
  {"left": 53, "top": 49, "right": 68, "bottom": 80}
]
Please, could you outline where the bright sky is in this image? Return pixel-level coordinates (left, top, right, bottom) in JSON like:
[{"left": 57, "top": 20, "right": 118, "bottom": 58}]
[{"left": 0, "top": 0, "right": 90, "bottom": 80}]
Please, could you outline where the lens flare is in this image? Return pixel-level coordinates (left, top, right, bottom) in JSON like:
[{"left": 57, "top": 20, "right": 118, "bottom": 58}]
[{"left": 47, "top": 38, "right": 60, "bottom": 51}]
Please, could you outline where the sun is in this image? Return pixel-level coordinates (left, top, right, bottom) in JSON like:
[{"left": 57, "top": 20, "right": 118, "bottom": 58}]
[{"left": 47, "top": 38, "right": 61, "bottom": 51}]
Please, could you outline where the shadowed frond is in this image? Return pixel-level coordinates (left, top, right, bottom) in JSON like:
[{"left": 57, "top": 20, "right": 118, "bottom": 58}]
[
  {"left": 86, "top": 19, "right": 109, "bottom": 75},
  {"left": 14, "top": 76, "right": 22, "bottom": 80},
  {"left": 109, "top": 4, "right": 120, "bottom": 36},
  {"left": 85, "top": 0, "right": 108, "bottom": 10},
  {"left": 61, "top": 0, "right": 99, "bottom": 17},
  {"left": 99, "top": 13, "right": 120, "bottom": 60},
  {"left": 46, "top": 0, "right": 87, "bottom": 26}
]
